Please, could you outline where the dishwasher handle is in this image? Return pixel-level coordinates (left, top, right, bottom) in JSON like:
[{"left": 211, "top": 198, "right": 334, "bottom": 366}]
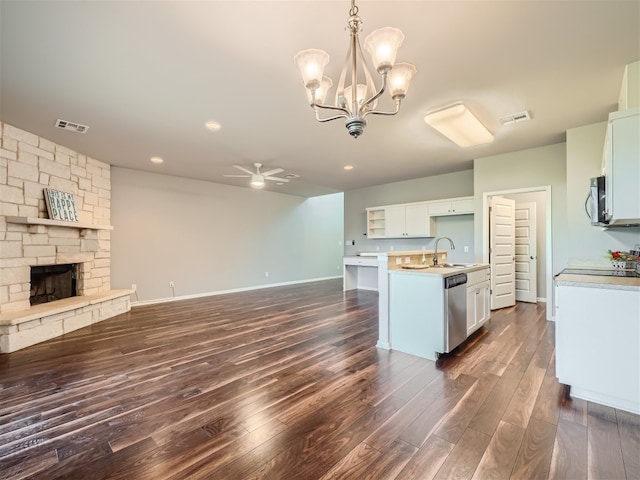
[{"left": 444, "top": 273, "right": 467, "bottom": 289}]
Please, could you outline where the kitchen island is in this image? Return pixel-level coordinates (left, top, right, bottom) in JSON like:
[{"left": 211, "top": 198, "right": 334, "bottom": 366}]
[
  {"left": 388, "top": 264, "right": 491, "bottom": 360},
  {"left": 555, "top": 270, "right": 640, "bottom": 414},
  {"left": 343, "top": 250, "right": 451, "bottom": 350}
]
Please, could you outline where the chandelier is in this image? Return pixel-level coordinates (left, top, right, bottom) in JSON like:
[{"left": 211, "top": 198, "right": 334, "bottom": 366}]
[{"left": 294, "top": 0, "right": 417, "bottom": 139}]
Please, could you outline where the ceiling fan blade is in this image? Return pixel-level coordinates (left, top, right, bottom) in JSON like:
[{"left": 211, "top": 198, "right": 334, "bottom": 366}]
[
  {"left": 224, "top": 174, "right": 251, "bottom": 178},
  {"left": 260, "top": 168, "right": 284, "bottom": 177},
  {"left": 233, "top": 165, "right": 255, "bottom": 175},
  {"left": 264, "top": 176, "right": 290, "bottom": 182}
]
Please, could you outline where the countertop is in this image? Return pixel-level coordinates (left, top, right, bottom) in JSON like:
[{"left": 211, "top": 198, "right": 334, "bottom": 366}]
[
  {"left": 389, "top": 263, "right": 489, "bottom": 278},
  {"left": 358, "top": 250, "right": 437, "bottom": 257},
  {"left": 555, "top": 272, "right": 640, "bottom": 291}
]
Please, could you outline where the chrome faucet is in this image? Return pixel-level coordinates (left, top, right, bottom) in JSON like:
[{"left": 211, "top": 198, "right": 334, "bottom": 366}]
[{"left": 433, "top": 237, "right": 456, "bottom": 266}]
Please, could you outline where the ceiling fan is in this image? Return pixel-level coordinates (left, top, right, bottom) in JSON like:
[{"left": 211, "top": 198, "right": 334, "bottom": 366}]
[{"left": 224, "top": 163, "right": 290, "bottom": 188}]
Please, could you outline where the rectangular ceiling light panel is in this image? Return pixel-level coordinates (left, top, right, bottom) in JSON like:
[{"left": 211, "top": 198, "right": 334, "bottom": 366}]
[{"left": 424, "top": 104, "right": 493, "bottom": 148}]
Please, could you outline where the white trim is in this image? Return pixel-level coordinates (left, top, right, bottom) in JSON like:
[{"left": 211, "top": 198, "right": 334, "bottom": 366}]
[
  {"left": 482, "top": 185, "right": 554, "bottom": 321},
  {"left": 130, "top": 276, "right": 342, "bottom": 308}
]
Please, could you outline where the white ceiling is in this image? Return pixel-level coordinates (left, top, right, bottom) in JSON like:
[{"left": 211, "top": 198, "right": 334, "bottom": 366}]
[{"left": 1, "top": 1, "right": 638, "bottom": 197}]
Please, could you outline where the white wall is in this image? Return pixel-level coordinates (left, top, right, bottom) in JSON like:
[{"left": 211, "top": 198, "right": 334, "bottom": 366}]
[
  {"left": 566, "top": 121, "right": 640, "bottom": 267},
  {"left": 111, "top": 168, "right": 344, "bottom": 303},
  {"left": 343, "top": 170, "right": 475, "bottom": 262}
]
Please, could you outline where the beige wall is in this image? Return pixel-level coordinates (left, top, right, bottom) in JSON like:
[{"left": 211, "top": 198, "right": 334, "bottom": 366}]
[{"left": 110, "top": 168, "right": 344, "bottom": 303}]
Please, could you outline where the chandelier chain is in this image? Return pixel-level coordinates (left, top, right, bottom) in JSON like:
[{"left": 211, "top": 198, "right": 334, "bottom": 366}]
[{"left": 349, "top": 0, "right": 358, "bottom": 17}]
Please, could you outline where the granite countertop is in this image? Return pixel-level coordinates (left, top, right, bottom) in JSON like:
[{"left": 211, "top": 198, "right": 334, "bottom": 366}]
[{"left": 555, "top": 272, "right": 640, "bottom": 291}]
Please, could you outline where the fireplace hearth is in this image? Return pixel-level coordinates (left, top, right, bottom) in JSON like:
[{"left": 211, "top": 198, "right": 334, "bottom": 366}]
[{"left": 30, "top": 264, "right": 77, "bottom": 306}]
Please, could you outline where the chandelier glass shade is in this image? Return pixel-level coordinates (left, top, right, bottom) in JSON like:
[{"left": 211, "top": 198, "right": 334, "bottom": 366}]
[{"left": 294, "top": 0, "right": 416, "bottom": 138}]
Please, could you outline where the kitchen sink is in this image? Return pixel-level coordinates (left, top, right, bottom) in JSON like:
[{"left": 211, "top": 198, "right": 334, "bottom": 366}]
[{"left": 432, "top": 263, "right": 477, "bottom": 269}]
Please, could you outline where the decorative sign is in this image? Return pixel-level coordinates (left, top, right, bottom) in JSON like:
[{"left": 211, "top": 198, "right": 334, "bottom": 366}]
[{"left": 43, "top": 188, "right": 79, "bottom": 222}]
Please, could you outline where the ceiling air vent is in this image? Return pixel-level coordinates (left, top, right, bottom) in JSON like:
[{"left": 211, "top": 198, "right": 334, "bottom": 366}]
[
  {"left": 499, "top": 110, "right": 531, "bottom": 126},
  {"left": 55, "top": 119, "right": 90, "bottom": 133}
]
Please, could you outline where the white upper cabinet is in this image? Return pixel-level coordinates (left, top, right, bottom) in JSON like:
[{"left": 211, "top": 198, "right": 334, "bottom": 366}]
[
  {"left": 384, "top": 203, "right": 431, "bottom": 237},
  {"left": 366, "top": 196, "right": 474, "bottom": 239},
  {"left": 428, "top": 196, "right": 474, "bottom": 216},
  {"left": 603, "top": 108, "right": 640, "bottom": 226}
]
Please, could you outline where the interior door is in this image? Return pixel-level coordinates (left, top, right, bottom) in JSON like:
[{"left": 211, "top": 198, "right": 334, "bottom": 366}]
[
  {"left": 514, "top": 202, "right": 537, "bottom": 303},
  {"left": 489, "top": 196, "right": 516, "bottom": 310}
]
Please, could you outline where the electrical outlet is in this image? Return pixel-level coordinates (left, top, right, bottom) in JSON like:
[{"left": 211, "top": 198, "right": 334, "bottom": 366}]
[
  {"left": 131, "top": 284, "right": 136, "bottom": 292},
  {"left": 395, "top": 258, "right": 402, "bottom": 265},
  {"left": 169, "top": 281, "right": 174, "bottom": 288},
  {"left": 405, "top": 257, "right": 410, "bottom": 263},
  {"left": 464, "top": 246, "right": 469, "bottom": 253},
  {"left": 265, "top": 271, "right": 269, "bottom": 277}
]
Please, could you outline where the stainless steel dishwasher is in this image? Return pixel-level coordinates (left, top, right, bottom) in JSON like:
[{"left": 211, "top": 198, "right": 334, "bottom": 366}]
[{"left": 443, "top": 273, "right": 468, "bottom": 353}]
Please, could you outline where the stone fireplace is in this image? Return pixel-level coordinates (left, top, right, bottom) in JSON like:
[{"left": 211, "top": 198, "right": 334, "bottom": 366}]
[{"left": 0, "top": 122, "right": 132, "bottom": 353}]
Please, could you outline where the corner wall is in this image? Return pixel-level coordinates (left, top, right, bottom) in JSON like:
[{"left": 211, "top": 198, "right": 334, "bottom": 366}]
[
  {"left": 566, "top": 121, "right": 640, "bottom": 266},
  {"left": 0, "top": 122, "right": 112, "bottom": 313}
]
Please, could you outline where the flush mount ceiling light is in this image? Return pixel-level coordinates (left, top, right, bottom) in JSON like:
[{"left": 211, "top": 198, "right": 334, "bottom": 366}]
[
  {"left": 294, "top": 0, "right": 417, "bottom": 139},
  {"left": 150, "top": 156, "right": 164, "bottom": 164},
  {"left": 424, "top": 103, "right": 494, "bottom": 148}
]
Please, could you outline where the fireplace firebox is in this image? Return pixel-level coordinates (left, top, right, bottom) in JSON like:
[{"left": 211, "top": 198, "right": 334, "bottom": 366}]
[{"left": 30, "top": 264, "right": 77, "bottom": 306}]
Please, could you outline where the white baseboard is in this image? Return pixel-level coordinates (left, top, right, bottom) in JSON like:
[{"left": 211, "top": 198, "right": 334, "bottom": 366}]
[{"left": 131, "top": 275, "right": 342, "bottom": 308}]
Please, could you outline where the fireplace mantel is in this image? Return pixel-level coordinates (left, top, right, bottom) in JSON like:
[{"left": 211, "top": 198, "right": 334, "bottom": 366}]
[{"left": 6, "top": 216, "right": 113, "bottom": 231}]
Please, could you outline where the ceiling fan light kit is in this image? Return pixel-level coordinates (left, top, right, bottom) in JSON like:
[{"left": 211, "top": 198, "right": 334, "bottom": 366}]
[
  {"left": 294, "top": 0, "right": 417, "bottom": 139},
  {"left": 424, "top": 103, "right": 494, "bottom": 148},
  {"left": 224, "top": 163, "right": 291, "bottom": 189}
]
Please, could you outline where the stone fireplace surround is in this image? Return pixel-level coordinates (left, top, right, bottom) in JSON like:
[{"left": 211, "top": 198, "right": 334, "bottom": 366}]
[{"left": 0, "top": 122, "right": 131, "bottom": 353}]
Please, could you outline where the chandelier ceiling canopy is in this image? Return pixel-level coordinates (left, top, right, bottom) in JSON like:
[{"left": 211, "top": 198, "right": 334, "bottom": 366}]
[{"left": 294, "top": 0, "right": 417, "bottom": 139}]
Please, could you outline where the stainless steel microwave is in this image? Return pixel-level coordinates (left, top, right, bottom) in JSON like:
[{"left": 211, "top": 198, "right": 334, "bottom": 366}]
[{"left": 588, "top": 175, "right": 607, "bottom": 225}]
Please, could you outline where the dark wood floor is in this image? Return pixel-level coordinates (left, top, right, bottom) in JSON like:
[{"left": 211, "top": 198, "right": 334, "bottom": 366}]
[{"left": 1, "top": 279, "right": 638, "bottom": 479}]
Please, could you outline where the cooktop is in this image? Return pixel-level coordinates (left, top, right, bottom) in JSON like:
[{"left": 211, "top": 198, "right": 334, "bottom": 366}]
[{"left": 560, "top": 268, "right": 640, "bottom": 278}]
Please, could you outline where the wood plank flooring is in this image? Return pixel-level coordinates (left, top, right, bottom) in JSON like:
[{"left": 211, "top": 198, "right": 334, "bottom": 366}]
[{"left": 1, "top": 278, "right": 638, "bottom": 479}]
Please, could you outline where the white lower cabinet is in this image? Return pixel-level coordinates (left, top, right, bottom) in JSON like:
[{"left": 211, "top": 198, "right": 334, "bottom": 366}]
[
  {"left": 555, "top": 282, "right": 640, "bottom": 414},
  {"left": 466, "top": 268, "right": 491, "bottom": 336}
]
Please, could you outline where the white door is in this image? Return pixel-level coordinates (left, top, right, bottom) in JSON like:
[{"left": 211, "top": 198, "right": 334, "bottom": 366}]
[
  {"left": 514, "top": 202, "right": 537, "bottom": 303},
  {"left": 490, "top": 196, "right": 516, "bottom": 310}
]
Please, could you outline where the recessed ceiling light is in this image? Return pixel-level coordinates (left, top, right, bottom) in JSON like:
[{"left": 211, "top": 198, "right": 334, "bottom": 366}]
[
  {"left": 150, "top": 156, "right": 164, "bottom": 164},
  {"left": 344, "top": 165, "right": 354, "bottom": 170},
  {"left": 205, "top": 120, "right": 221, "bottom": 132}
]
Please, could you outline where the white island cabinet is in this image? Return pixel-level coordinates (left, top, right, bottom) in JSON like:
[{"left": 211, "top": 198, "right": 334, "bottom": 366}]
[
  {"left": 555, "top": 274, "right": 640, "bottom": 414},
  {"left": 466, "top": 268, "right": 491, "bottom": 336},
  {"left": 388, "top": 264, "right": 490, "bottom": 361}
]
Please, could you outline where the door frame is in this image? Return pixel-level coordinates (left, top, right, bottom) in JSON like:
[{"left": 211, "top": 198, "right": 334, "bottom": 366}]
[{"left": 481, "top": 185, "right": 553, "bottom": 321}]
